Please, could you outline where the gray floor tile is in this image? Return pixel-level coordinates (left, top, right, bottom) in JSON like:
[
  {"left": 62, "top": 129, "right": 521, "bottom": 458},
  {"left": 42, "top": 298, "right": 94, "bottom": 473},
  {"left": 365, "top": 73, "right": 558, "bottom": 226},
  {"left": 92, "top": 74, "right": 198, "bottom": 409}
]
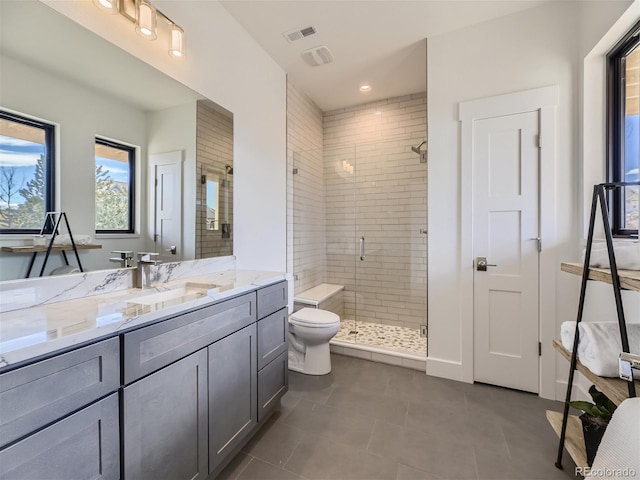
[
  {"left": 326, "top": 385, "right": 409, "bottom": 426},
  {"left": 217, "top": 452, "right": 252, "bottom": 480},
  {"left": 406, "top": 401, "right": 509, "bottom": 455},
  {"left": 367, "top": 420, "right": 478, "bottom": 479},
  {"left": 241, "top": 416, "right": 304, "bottom": 467},
  {"left": 282, "top": 398, "right": 375, "bottom": 449},
  {"left": 285, "top": 433, "right": 398, "bottom": 480},
  {"left": 387, "top": 373, "right": 467, "bottom": 413},
  {"left": 227, "top": 354, "right": 576, "bottom": 480},
  {"left": 396, "top": 463, "right": 445, "bottom": 480},
  {"left": 236, "top": 458, "right": 303, "bottom": 480},
  {"left": 288, "top": 371, "right": 337, "bottom": 404}
]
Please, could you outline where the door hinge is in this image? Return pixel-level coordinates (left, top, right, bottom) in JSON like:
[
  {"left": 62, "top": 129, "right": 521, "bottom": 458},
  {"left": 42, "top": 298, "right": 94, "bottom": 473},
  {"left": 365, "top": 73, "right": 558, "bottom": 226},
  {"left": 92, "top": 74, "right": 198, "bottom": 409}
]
[
  {"left": 539, "top": 342, "right": 542, "bottom": 356},
  {"left": 537, "top": 134, "right": 542, "bottom": 149}
]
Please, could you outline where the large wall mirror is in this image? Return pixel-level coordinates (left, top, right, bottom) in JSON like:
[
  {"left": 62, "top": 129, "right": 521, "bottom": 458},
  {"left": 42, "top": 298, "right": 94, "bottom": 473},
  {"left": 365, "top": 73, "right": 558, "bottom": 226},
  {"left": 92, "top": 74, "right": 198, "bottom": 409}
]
[{"left": 0, "top": 1, "right": 233, "bottom": 281}]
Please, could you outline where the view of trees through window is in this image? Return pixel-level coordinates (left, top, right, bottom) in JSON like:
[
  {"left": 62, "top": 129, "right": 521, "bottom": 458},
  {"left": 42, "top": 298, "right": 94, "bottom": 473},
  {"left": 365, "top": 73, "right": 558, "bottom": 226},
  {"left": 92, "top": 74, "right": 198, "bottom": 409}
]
[
  {"left": 95, "top": 139, "right": 134, "bottom": 233},
  {"left": 623, "top": 44, "right": 639, "bottom": 230},
  {"left": 0, "top": 114, "right": 53, "bottom": 232}
]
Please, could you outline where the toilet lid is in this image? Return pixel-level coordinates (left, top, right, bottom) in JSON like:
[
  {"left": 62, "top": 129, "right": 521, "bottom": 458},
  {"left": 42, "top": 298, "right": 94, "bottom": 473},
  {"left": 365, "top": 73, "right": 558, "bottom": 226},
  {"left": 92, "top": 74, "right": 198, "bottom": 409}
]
[{"left": 290, "top": 308, "right": 340, "bottom": 327}]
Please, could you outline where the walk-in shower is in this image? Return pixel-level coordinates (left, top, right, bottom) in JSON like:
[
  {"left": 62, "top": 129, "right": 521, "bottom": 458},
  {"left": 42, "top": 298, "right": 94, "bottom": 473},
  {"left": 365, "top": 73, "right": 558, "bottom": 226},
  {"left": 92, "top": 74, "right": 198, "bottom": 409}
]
[{"left": 292, "top": 136, "right": 428, "bottom": 363}]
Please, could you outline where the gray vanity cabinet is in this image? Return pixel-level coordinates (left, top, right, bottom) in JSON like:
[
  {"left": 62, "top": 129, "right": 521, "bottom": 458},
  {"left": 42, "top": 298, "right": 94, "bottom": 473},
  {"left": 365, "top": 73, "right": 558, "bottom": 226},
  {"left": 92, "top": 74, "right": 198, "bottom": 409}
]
[
  {"left": 0, "top": 337, "right": 119, "bottom": 449},
  {"left": 123, "top": 348, "right": 208, "bottom": 480},
  {"left": 208, "top": 323, "right": 257, "bottom": 475},
  {"left": 0, "top": 394, "right": 119, "bottom": 480}
]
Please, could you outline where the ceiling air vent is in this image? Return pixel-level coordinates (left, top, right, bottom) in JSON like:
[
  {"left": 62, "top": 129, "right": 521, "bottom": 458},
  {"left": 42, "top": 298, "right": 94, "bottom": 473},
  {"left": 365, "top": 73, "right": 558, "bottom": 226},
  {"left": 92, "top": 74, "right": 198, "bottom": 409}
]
[
  {"left": 301, "top": 45, "right": 334, "bottom": 67},
  {"left": 283, "top": 26, "right": 317, "bottom": 43}
]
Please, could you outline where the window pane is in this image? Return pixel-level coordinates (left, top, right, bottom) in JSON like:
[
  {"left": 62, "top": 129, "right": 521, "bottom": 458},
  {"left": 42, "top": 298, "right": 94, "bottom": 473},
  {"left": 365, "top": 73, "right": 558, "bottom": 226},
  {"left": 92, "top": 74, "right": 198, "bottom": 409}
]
[
  {"left": 95, "top": 142, "right": 131, "bottom": 231},
  {"left": 0, "top": 118, "right": 47, "bottom": 230},
  {"left": 624, "top": 45, "right": 639, "bottom": 229}
]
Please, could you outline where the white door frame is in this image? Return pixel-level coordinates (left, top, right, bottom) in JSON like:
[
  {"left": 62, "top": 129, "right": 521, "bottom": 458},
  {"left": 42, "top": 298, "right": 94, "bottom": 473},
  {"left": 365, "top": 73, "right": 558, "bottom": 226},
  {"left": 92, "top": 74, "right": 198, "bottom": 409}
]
[{"left": 459, "top": 85, "right": 558, "bottom": 399}]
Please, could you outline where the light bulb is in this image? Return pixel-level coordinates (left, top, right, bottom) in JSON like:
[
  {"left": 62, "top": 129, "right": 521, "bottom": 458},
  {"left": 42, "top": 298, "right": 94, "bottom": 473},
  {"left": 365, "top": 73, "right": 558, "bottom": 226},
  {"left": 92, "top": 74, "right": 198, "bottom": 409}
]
[
  {"left": 136, "top": 0, "right": 157, "bottom": 40},
  {"left": 169, "top": 24, "right": 184, "bottom": 58},
  {"left": 93, "top": 0, "right": 119, "bottom": 14}
]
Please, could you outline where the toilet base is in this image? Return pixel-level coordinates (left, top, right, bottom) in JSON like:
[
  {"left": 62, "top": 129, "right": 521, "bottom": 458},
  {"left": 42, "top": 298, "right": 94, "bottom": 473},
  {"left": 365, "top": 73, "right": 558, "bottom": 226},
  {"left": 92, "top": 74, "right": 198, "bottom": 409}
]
[{"left": 288, "top": 342, "right": 332, "bottom": 375}]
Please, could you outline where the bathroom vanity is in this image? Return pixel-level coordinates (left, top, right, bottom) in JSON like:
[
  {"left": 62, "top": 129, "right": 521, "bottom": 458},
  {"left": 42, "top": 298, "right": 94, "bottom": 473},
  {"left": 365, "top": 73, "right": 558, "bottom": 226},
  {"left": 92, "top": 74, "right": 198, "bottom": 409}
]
[{"left": 0, "top": 268, "right": 288, "bottom": 480}]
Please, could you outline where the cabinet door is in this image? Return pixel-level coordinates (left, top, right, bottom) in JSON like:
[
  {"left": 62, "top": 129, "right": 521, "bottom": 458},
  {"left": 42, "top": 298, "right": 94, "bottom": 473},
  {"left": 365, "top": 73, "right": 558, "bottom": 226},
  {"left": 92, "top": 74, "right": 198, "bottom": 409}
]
[
  {"left": 258, "top": 351, "right": 288, "bottom": 421},
  {"left": 0, "top": 394, "right": 119, "bottom": 480},
  {"left": 209, "top": 324, "right": 257, "bottom": 474},
  {"left": 123, "top": 349, "right": 208, "bottom": 480},
  {"left": 257, "top": 308, "right": 288, "bottom": 370}
]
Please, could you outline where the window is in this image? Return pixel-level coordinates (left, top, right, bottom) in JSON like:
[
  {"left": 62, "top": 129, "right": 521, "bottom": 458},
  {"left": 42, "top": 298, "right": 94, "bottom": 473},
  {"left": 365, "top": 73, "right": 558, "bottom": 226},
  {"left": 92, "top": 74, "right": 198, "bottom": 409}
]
[
  {"left": 95, "top": 138, "right": 135, "bottom": 233},
  {"left": 0, "top": 110, "right": 55, "bottom": 233},
  {"left": 607, "top": 20, "right": 640, "bottom": 236}
]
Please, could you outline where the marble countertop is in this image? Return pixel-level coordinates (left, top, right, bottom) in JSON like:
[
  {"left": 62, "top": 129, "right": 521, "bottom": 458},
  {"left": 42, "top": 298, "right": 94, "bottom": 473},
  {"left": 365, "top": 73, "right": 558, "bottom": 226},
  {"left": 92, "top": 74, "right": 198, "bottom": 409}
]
[{"left": 0, "top": 269, "right": 285, "bottom": 372}]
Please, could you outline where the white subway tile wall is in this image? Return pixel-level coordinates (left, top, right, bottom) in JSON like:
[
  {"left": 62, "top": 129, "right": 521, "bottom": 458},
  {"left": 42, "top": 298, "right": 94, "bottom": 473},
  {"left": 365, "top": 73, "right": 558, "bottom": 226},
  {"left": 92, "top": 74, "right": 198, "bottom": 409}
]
[{"left": 196, "top": 101, "right": 233, "bottom": 259}]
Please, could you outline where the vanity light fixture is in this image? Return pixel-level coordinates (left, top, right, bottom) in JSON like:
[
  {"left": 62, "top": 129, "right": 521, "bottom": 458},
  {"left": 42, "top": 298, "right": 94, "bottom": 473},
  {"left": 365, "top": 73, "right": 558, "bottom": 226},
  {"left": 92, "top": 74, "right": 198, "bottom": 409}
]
[
  {"left": 93, "top": 0, "right": 119, "bottom": 14},
  {"left": 136, "top": 0, "right": 157, "bottom": 40},
  {"left": 93, "top": 0, "right": 185, "bottom": 58},
  {"left": 169, "top": 24, "right": 185, "bottom": 58}
]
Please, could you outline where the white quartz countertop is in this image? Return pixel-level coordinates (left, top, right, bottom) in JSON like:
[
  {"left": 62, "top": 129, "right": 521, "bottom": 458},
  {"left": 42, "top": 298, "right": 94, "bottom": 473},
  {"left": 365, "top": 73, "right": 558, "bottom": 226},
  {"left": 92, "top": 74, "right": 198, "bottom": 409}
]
[{"left": 0, "top": 269, "right": 285, "bottom": 371}]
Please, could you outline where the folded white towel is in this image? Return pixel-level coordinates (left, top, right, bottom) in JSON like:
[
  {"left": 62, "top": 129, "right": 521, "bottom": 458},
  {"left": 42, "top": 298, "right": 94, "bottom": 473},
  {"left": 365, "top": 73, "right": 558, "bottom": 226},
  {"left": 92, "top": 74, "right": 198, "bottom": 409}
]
[
  {"left": 52, "top": 234, "right": 92, "bottom": 246},
  {"left": 583, "top": 242, "right": 640, "bottom": 270},
  {"left": 560, "top": 321, "right": 640, "bottom": 377},
  {"left": 561, "top": 321, "right": 577, "bottom": 352},
  {"left": 588, "top": 397, "right": 640, "bottom": 479}
]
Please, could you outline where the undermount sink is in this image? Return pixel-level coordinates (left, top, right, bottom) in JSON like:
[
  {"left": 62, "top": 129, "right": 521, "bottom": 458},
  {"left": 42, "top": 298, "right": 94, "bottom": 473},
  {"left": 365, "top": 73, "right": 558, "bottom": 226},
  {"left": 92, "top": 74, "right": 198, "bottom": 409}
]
[{"left": 126, "top": 282, "right": 218, "bottom": 309}]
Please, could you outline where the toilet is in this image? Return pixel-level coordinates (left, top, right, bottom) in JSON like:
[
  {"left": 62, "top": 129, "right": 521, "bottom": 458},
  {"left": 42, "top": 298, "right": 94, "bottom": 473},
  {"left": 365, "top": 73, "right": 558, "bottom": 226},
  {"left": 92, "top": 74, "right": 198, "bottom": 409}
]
[{"left": 288, "top": 308, "right": 341, "bottom": 375}]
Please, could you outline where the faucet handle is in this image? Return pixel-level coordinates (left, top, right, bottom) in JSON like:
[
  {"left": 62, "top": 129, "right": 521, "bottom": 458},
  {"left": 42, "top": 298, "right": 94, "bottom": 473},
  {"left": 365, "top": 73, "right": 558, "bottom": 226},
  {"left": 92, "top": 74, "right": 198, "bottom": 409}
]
[{"left": 137, "top": 251, "right": 159, "bottom": 260}]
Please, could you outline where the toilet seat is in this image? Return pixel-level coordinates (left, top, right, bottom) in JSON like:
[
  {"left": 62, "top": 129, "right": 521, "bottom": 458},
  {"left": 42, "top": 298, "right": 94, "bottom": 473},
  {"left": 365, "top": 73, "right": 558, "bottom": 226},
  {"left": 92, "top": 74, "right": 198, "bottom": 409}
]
[{"left": 290, "top": 308, "right": 340, "bottom": 328}]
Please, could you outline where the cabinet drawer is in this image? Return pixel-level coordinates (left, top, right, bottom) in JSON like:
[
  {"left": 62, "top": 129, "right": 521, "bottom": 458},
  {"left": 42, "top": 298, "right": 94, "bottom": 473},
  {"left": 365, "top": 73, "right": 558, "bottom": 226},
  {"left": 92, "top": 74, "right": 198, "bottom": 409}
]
[
  {"left": 0, "top": 393, "right": 119, "bottom": 480},
  {"left": 257, "top": 308, "right": 288, "bottom": 370},
  {"left": 257, "top": 351, "right": 288, "bottom": 422},
  {"left": 123, "top": 292, "right": 255, "bottom": 384},
  {"left": 0, "top": 337, "right": 119, "bottom": 448},
  {"left": 256, "top": 281, "right": 287, "bottom": 319}
]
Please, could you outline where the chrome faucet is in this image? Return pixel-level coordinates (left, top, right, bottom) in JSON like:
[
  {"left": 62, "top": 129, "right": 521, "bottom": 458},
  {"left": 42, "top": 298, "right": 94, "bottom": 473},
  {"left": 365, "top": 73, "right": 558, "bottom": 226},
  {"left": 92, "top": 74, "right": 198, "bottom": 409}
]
[
  {"left": 109, "top": 250, "right": 134, "bottom": 268},
  {"left": 136, "top": 252, "right": 160, "bottom": 289}
]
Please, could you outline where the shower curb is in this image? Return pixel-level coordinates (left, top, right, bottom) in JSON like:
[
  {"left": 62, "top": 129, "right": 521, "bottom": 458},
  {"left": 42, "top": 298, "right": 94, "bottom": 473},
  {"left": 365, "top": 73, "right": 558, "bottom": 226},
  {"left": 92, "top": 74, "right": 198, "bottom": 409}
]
[{"left": 330, "top": 339, "right": 426, "bottom": 372}]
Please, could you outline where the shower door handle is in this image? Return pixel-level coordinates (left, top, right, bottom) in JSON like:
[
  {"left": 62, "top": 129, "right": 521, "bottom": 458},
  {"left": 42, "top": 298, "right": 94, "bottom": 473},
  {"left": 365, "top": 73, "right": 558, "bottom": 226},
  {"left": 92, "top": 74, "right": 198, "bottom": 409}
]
[{"left": 360, "top": 236, "right": 365, "bottom": 261}]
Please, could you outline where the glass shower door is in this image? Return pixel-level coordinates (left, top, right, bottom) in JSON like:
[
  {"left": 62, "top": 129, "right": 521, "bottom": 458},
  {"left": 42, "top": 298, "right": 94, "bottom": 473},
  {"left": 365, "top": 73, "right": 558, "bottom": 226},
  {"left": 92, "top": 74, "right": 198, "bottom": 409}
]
[{"left": 353, "top": 138, "right": 428, "bottom": 356}]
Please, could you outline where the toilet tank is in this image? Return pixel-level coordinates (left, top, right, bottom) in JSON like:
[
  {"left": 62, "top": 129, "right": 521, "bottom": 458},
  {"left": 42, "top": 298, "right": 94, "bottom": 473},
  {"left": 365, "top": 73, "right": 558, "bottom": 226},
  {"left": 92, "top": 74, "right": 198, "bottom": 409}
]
[{"left": 293, "top": 283, "right": 344, "bottom": 319}]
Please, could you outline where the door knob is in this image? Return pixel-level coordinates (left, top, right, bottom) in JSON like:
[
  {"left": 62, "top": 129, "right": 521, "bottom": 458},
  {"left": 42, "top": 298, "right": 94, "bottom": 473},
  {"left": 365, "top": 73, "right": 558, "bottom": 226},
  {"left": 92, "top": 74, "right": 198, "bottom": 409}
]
[{"left": 476, "top": 256, "right": 497, "bottom": 271}]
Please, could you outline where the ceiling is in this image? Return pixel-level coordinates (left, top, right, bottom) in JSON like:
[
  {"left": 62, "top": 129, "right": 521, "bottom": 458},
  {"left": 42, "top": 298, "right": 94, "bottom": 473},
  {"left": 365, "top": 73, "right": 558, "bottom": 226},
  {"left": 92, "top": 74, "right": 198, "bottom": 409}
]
[
  {"left": 0, "top": 0, "right": 204, "bottom": 113},
  {"left": 220, "top": 0, "right": 549, "bottom": 111}
]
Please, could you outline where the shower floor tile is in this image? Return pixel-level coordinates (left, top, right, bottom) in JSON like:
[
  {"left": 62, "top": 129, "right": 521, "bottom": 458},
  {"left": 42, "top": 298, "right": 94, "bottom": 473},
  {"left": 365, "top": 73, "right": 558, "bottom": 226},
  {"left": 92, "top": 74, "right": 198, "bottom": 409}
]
[{"left": 333, "top": 320, "right": 426, "bottom": 356}]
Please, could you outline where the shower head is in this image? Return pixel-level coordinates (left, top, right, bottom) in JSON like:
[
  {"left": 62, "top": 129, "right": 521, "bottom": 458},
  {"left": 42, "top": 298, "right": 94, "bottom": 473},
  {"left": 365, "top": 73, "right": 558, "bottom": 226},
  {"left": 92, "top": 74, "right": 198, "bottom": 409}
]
[
  {"left": 411, "top": 141, "right": 427, "bottom": 164},
  {"left": 411, "top": 141, "right": 426, "bottom": 155}
]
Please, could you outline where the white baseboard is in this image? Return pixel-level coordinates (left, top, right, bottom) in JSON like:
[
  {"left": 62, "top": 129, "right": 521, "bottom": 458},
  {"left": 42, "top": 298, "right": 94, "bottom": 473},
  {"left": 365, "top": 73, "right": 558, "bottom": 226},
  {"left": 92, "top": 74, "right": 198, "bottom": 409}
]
[{"left": 426, "top": 356, "right": 472, "bottom": 383}]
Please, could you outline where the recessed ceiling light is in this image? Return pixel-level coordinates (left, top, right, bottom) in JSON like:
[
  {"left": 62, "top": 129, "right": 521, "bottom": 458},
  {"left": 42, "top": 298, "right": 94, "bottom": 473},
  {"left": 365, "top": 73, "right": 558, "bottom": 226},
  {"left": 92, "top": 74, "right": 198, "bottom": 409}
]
[{"left": 359, "top": 84, "right": 371, "bottom": 92}]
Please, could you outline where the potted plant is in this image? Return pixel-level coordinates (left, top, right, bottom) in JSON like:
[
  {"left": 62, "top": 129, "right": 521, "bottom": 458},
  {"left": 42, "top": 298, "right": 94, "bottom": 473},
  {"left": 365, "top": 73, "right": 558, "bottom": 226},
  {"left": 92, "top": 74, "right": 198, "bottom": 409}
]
[{"left": 569, "top": 385, "right": 617, "bottom": 466}]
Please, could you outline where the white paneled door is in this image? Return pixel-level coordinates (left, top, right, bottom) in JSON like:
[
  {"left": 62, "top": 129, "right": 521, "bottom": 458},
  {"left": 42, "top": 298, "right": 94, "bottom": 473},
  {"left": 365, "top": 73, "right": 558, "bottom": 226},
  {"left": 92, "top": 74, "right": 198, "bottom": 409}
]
[
  {"left": 151, "top": 151, "right": 182, "bottom": 263},
  {"left": 472, "top": 111, "right": 540, "bottom": 393}
]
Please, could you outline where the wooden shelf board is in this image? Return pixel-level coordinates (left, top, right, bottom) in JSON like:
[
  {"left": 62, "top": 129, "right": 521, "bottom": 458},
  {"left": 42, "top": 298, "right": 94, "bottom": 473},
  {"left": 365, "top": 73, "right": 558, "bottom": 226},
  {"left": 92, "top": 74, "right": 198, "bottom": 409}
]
[
  {"left": 546, "top": 410, "right": 588, "bottom": 470},
  {"left": 553, "top": 340, "right": 639, "bottom": 406},
  {"left": 561, "top": 262, "right": 640, "bottom": 292},
  {"left": 1, "top": 244, "right": 102, "bottom": 253}
]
